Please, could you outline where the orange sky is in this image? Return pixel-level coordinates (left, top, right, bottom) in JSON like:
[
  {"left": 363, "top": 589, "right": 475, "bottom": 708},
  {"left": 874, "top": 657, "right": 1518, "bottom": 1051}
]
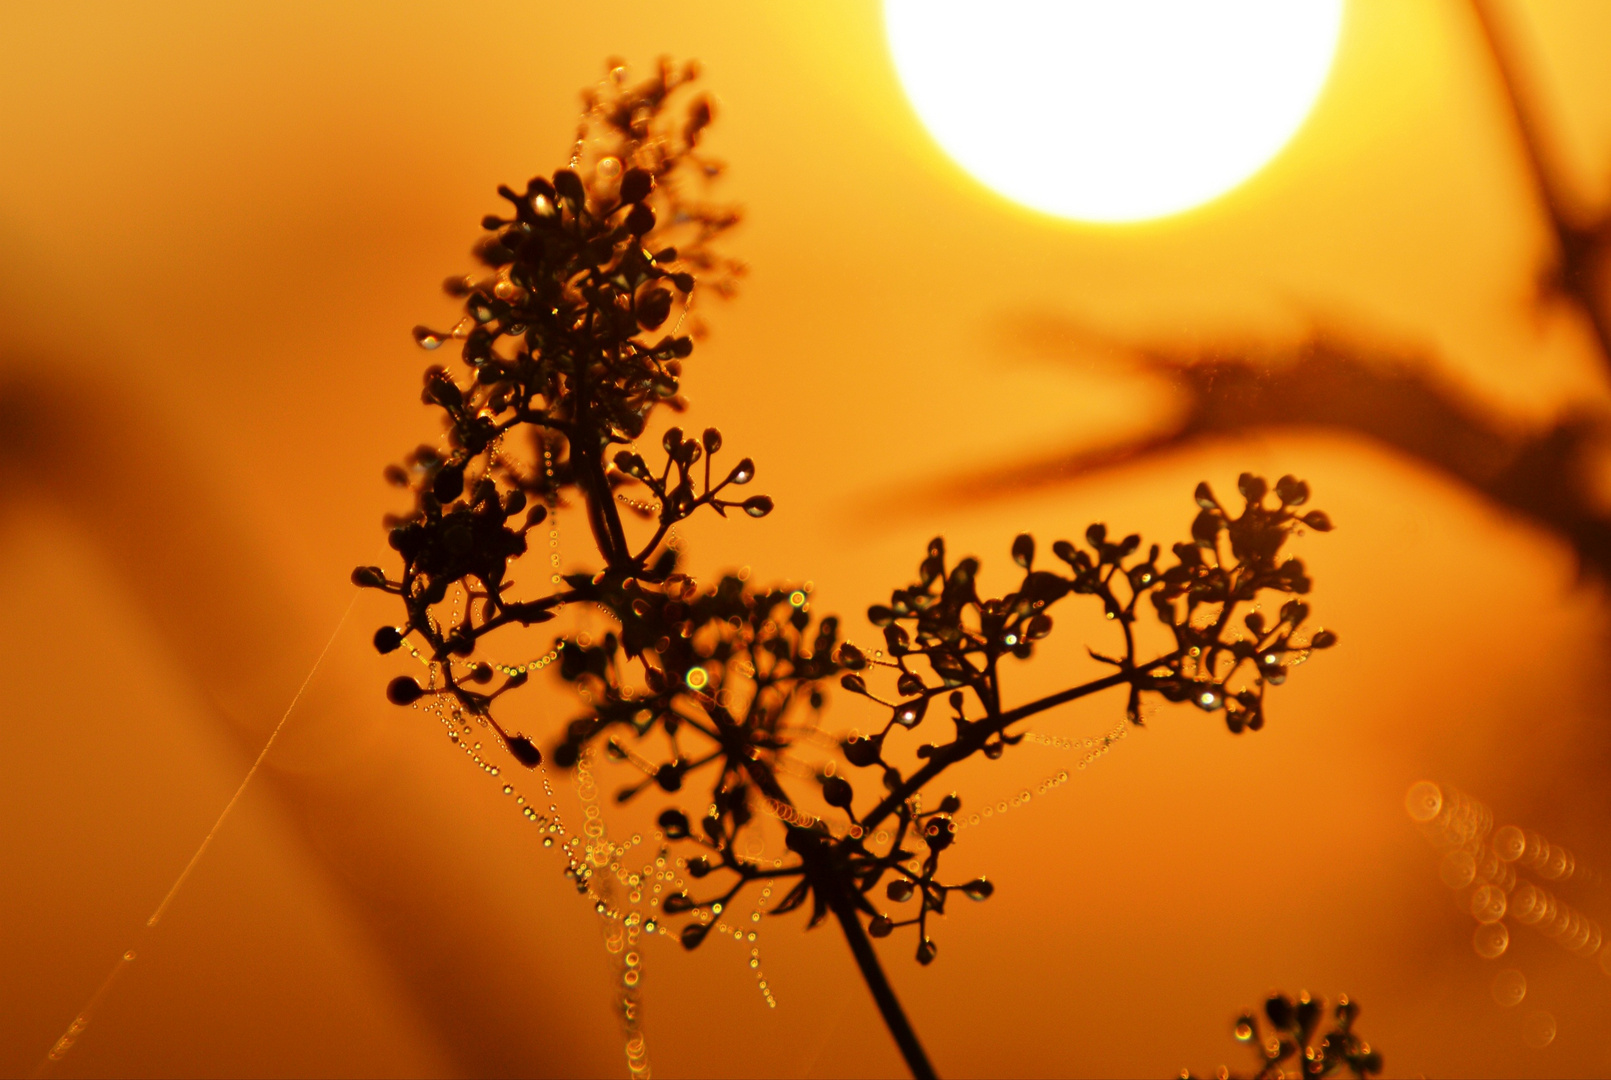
[{"left": 4, "top": 2, "right": 1611, "bottom": 1077}]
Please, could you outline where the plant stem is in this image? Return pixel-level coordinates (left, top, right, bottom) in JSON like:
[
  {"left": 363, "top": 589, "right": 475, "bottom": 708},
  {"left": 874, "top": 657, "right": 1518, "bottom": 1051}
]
[
  {"left": 828, "top": 887, "right": 938, "bottom": 1080},
  {"left": 577, "top": 443, "right": 630, "bottom": 563},
  {"left": 860, "top": 649, "right": 1182, "bottom": 833},
  {"left": 703, "top": 699, "right": 939, "bottom": 1075}
]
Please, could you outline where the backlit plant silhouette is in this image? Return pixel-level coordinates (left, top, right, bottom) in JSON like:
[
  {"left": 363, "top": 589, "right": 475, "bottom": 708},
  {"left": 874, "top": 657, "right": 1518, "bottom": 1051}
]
[
  {"left": 355, "top": 61, "right": 1345, "bottom": 1079},
  {"left": 1186, "top": 991, "right": 1382, "bottom": 1080}
]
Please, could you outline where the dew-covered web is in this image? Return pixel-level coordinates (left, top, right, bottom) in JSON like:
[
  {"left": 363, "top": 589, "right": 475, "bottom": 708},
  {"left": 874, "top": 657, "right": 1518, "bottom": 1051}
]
[
  {"left": 385, "top": 518, "right": 1169, "bottom": 1076},
  {"left": 390, "top": 479, "right": 792, "bottom": 1078},
  {"left": 838, "top": 644, "right": 1140, "bottom": 844},
  {"left": 952, "top": 717, "right": 1131, "bottom": 836}
]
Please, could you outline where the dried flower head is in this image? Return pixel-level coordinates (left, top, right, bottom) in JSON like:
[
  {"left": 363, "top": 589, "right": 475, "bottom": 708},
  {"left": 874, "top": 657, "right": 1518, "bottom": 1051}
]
[{"left": 359, "top": 60, "right": 1339, "bottom": 1080}]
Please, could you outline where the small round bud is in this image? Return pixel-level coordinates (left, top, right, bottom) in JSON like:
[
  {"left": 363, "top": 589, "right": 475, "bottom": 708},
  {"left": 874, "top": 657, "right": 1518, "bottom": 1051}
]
[
  {"left": 386, "top": 676, "right": 424, "bottom": 706},
  {"left": 351, "top": 566, "right": 387, "bottom": 589},
  {"left": 960, "top": 878, "right": 994, "bottom": 901},
  {"left": 657, "top": 808, "right": 690, "bottom": 839},
  {"left": 619, "top": 167, "right": 653, "bottom": 204},
  {"left": 505, "top": 734, "right": 542, "bottom": 768},
  {"left": 626, "top": 202, "right": 656, "bottom": 235}
]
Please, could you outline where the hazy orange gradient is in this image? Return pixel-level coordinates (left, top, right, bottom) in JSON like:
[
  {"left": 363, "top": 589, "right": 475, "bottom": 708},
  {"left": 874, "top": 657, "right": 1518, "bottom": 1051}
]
[{"left": 4, "top": 2, "right": 1611, "bottom": 1077}]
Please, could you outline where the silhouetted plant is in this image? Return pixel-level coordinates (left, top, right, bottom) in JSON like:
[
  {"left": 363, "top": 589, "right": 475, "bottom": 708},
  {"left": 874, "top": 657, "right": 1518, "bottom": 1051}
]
[
  {"left": 1185, "top": 992, "right": 1382, "bottom": 1080},
  {"left": 356, "top": 61, "right": 1339, "bottom": 1079}
]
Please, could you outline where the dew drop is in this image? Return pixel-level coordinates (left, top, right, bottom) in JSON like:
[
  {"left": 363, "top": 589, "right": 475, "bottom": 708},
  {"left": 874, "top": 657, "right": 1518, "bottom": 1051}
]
[
  {"left": 1474, "top": 921, "right": 1510, "bottom": 959},
  {"left": 1405, "top": 780, "right": 1443, "bottom": 823},
  {"left": 1471, "top": 883, "right": 1508, "bottom": 924},
  {"left": 1440, "top": 849, "right": 1477, "bottom": 889},
  {"left": 1491, "top": 968, "right": 1526, "bottom": 1008},
  {"left": 1522, "top": 1010, "right": 1557, "bottom": 1049},
  {"left": 1493, "top": 824, "right": 1526, "bottom": 862}
]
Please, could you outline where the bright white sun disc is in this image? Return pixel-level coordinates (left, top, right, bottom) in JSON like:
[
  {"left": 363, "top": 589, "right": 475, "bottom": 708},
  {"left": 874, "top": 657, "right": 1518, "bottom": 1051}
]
[{"left": 884, "top": 0, "right": 1344, "bottom": 223}]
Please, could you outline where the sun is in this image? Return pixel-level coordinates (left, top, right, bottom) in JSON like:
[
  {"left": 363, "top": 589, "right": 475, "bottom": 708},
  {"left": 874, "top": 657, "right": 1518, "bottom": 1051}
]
[{"left": 884, "top": 0, "right": 1345, "bottom": 224}]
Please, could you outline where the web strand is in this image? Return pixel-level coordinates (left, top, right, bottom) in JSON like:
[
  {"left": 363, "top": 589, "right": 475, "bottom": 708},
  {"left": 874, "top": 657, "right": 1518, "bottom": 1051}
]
[{"left": 31, "top": 587, "right": 362, "bottom": 1076}]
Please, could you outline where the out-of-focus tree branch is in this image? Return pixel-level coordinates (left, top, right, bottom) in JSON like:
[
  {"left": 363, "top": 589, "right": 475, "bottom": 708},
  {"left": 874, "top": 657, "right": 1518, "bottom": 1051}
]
[
  {"left": 1473, "top": 0, "right": 1611, "bottom": 370},
  {"left": 901, "top": 329, "right": 1611, "bottom": 575}
]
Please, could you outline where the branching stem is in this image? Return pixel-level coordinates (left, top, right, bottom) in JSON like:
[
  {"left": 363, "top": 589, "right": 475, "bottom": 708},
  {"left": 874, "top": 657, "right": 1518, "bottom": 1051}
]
[{"left": 861, "top": 649, "right": 1182, "bottom": 832}]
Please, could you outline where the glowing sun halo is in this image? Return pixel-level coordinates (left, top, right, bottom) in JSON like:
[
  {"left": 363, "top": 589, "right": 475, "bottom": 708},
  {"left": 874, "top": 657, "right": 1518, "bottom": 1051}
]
[{"left": 884, "top": 1, "right": 1345, "bottom": 223}]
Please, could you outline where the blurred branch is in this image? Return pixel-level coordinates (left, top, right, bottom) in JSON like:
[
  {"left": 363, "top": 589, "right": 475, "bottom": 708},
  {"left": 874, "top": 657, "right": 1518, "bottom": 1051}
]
[
  {"left": 1472, "top": 0, "right": 1611, "bottom": 370},
  {"left": 896, "top": 331, "right": 1611, "bottom": 575}
]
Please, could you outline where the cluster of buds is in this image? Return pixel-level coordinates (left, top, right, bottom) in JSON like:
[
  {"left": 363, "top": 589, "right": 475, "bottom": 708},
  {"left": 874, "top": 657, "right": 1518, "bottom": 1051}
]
[{"left": 1183, "top": 991, "right": 1380, "bottom": 1079}]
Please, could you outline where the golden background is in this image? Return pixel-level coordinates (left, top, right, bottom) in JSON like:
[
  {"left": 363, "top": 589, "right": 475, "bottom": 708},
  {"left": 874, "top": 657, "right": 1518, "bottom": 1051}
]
[{"left": 3, "top": 1, "right": 1610, "bottom": 1076}]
